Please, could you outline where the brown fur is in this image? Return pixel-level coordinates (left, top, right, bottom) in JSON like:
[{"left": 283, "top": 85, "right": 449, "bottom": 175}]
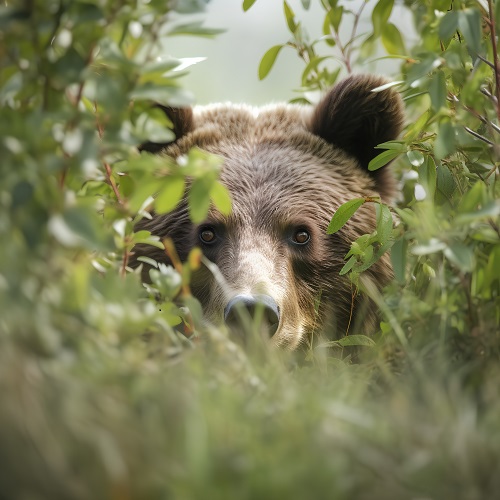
[{"left": 132, "top": 74, "right": 405, "bottom": 349}]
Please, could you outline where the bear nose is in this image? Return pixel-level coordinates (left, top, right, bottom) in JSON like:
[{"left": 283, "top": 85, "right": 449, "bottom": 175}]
[{"left": 224, "top": 294, "right": 280, "bottom": 337}]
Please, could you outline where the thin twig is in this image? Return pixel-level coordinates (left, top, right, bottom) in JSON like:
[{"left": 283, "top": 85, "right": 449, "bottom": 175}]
[
  {"left": 477, "top": 53, "right": 496, "bottom": 70},
  {"left": 487, "top": 0, "right": 500, "bottom": 123},
  {"left": 463, "top": 104, "right": 500, "bottom": 134},
  {"left": 346, "top": 1, "right": 367, "bottom": 66},
  {"left": 120, "top": 246, "right": 130, "bottom": 277},
  {"left": 488, "top": 218, "right": 500, "bottom": 238},
  {"left": 464, "top": 126, "right": 495, "bottom": 145},
  {"left": 94, "top": 102, "right": 124, "bottom": 205},
  {"left": 345, "top": 280, "right": 358, "bottom": 336},
  {"left": 103, "top": 162, "right": 124, "bottom": 204},
  {"left": 480, "top": 87, "right": 497, "bottom": 104},
  {"left": 329, "top": 27, "right": 351, "bottom": 73}
]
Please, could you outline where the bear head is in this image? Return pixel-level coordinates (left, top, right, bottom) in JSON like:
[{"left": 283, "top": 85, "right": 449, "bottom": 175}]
[{"left": 133, "top": 74, "right": 404, "bottom": 350}]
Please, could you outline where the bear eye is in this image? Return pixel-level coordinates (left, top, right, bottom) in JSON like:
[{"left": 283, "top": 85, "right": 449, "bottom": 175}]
[
  {"left": 292, "top": 229, "right": 310, "bottom": 245},
  {"left": 199, "top": 227, "right": 217, "bottom": 244}
]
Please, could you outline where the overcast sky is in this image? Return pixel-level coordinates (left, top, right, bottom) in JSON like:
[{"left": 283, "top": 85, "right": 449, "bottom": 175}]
[{"left": 170, "top": 0, "right": 414, "bottom": 105}]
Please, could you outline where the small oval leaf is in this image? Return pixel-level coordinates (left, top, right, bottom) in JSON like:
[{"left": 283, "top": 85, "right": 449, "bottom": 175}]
[
  {"left": 243, "top": 0, "right": 258, "bottom": 11},
  {"left": 188, "top": 178, "right": 212, "bottom": 223},
  {"left": 336, "top": 335, "right": 376, "bottom": 347},
  {"left": 368, "top": 149, "right": 401, "bottom": 171},
  {"left": 155, "top": 176, "right": 185, "bottom": 214},
  {"left": 340, "top": 255, "right": 357, "bottom": 276},
  {"left": 327, "top": 198, "right": 365, "bottom": 234},
  {"left": 376, "top": 203, "right": 393, "bottom": 246},
  {"left": 210, "top": 181, "right": 232, "bottom": 215},
  {"left": 258, "top": 45, "right": 284, "bottom": 80}
]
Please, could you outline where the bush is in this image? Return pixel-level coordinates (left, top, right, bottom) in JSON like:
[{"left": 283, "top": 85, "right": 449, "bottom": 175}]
[{"left": 0, "top": 0, "right": 499, "bottom": 498}]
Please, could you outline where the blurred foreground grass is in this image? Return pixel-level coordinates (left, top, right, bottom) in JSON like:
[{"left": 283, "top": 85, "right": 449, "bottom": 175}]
[{"left": 1, "top": 334, "right": 500, "bottom": 499}]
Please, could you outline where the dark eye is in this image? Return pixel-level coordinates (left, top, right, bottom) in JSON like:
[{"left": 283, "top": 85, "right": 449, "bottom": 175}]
[
  {"left": 199, "top": 227, "right": 217, "bottom": 244},
  {"left": 292, "top": 229, "right": 310, "bottom": 245}
]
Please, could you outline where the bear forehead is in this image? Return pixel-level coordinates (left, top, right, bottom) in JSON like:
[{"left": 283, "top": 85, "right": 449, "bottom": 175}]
[
  {"left": 171, "top": 102, "right": 370, "bottom": 174},
  {"left": 178, "top": 104, "right": 376, "bottom": 202},
  {"left": 164, "top": 103, "right": 380, "bottom": 228},
  {"left": 215, "top": 141, "right": 370, "bottom": 220}
]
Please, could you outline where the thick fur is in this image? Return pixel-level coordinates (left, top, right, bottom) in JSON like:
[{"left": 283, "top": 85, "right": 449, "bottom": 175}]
[{"left": 132, "top": 74, "right": 405, "bottom": 349}]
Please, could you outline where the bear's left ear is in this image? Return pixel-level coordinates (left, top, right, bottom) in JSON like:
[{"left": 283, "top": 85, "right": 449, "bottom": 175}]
[
  {"left": 309, "top": 74, "right": 404, "bottom": 196},
  {"left": 139, "top": 105, "right": 194, "bottom": 154}
]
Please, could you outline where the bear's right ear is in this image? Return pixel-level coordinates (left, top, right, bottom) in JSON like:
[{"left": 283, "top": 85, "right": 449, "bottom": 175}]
[
  {"left": 309, "top": 74, "right": 404, "bottom": 197},
  {"left": 138, "top": 105, "right": 194, "bottom": 154}
]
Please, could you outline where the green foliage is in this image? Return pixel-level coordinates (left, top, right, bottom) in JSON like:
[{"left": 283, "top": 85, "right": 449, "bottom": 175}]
[
  {"left": 1, "top": 0, "right": 500, "bottom": 498},
  {"left": 327, "top": 197, "right": 366, "bottom": 234}
]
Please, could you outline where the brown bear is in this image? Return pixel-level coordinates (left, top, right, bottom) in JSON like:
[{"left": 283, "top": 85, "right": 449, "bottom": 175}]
[{"left": 133, "top": 74, "right": 404, "bottom": 350}]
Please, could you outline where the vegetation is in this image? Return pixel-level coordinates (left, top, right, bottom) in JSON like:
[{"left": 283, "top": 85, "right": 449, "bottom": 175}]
[{"left": 0, "top": 0, "right": 499, "bottom": 498}]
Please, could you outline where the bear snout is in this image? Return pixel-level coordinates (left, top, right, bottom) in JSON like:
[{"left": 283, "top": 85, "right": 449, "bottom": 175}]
[{"left": 224, "top": 294, "right": 280, "bottom": 339}]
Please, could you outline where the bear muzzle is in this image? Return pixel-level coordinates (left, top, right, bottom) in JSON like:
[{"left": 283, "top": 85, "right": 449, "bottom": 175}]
[{"left": 224, "top": 293, "right": 280, "bottom": 340}]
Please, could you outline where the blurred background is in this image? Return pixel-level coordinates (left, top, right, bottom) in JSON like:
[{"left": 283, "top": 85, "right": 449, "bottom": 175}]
[{"left": 169, "top": 0, "right": 416, "bottom": 104}]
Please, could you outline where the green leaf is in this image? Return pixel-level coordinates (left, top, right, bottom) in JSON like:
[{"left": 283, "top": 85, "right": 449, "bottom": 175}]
[
  {"left": 132, "top": 231, "right": 164, "bottom": 249},
  {"left": 243, "top": 0, "right": 258, "bottom": 11},
  {"left": 283, "top": 1, "right": 297, "bottom": 33},
  {"left": 301, "top": 0, "right": 311, "bottom": 9},
  {"left": 155, "top": 176, "right": 185, "bottom": 214},
  {"left": 336, "top": 335, "right": 376, "bottom": 347},
  {"left": 327, "top": 198, "right": 365, "bottom": 234},
  {"left": 394, "top": 207, "right": 417, "bottom": 226},
  {"left": 455, "top": 201, "right": 500, "bottom": 225},
  {"left": 375, "top": 140, "right": 406, "bottom": 151},
  {"left": 391, "top": 237, "right": 407, "bottom": 284},
  {"left": 301, "top": 56, "right": 330, "bottom": 86},
  {"left": 327, "top": 6, "right": 344, "bottom": 32},
  {"left": 188, "top": 178, "right": 212, "bottom": 223},
  {"left": 149, "top": 265, "right": 182, "bottom": 301},
  {"left": 375, "top": 203, "right": 393, "bottom": 246},
  {"left": 406, "top": 54, "right": 442, "bottom": 85},
  {"left": 439, "top": 10, "right": 459, "bottom": 40},
  {"left": 444, "top": 243, "right": 474, "bottom": 272},
  {"left": 53, "top": 47, "right": 87, "bottom": 86},
  {"left": 437, "top": 163, "right": 456, "bottom": 195},
  {"left": 457, "top": 180, "right": 485, "bottom": 214},
  {"left": 128, "top": 180, "right": 159, "bottom": 213},
  {"left": 129, "top": 83, "right": 193, "bottom": 107},
  {"left": 210, "top": 181, "right": 232, "bottom": 215},
  {"left": 135, "top": 110, "right": 175, "bottom": 144},
  {"left": 428, "top": 71, "right": 447, "bottom": 111},
  {"left": 322, "top": 13, "right": 336, "bottom": 46},
  {"left": 359, "top": 33, "right": 377, "bottom": 60},
  {"left": 258, "top": 45, "right": 284, "bottom": 80},
  {"left": 368, "top": 149, "right": 401, "bottom": 171},
  {"left": 136, "top": 256, "right": 159, "bottom": 268},
  {"left": 481, "top": 245, "right": 500, "bottom": 293},
  {"left": 434, "top": 121, "right": 456, "bottom": 160},
  {"left": 412, "top": 238, "right": 447, "bottom": 256},
  {"left": 339, "top": 255, "right": 357, "bottom": 276},
  {"left": 418, "top": 156, "right": 437, "bottom": 200},
  {"left": 168, "top": 22, "right": 225, "bottom": 38},
  {"left": 405, "top": 111, "right": 430, "bottom": 142},
  {"left": 138, "top": 59, "right": 183, "bottom": 84},
  {"left": 381, "top": 23, "right": 406, "bottom": 55},
  {"left": 458, "top": 8, "right": 482, "bottom": 55},
  {"left": 52, "top": 206, "right": 112, "bottom": 250},
  {"left": 372, "top": 0, "right": 394, "bottom": 37}
]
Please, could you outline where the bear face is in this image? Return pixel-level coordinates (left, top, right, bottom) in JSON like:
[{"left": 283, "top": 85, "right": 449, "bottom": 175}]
[{"left": 134, "top": 74, "right": 404, "bottom": 350}]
